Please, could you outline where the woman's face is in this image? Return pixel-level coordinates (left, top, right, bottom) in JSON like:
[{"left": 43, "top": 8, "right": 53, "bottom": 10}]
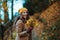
[
  {"left": 21, "top": 11, "right": 28, "bottom": 19},
  {"left": 22, "top": 11, "right": 28, "bottom": 16}
]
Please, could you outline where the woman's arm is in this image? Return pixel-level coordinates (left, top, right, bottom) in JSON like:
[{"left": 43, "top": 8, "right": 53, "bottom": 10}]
[{"left": 16, "top": 20, "right": 28, "bottom": 37}]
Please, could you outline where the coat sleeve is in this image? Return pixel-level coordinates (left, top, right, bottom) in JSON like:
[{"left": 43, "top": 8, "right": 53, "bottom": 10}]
[
  {"left": 16, "top": 20, "right": 27, "bottom": 37},
  {"left": 16, "top": 20, "right": 23, "bottom": 33}
]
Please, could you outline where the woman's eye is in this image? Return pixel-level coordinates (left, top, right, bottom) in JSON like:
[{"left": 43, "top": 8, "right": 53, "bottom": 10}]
[{"left": 23, "top": 13, "right": 25, "bottom": 14}]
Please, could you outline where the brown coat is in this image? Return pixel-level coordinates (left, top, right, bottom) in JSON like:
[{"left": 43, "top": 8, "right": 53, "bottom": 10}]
[{"left": 16, "top": 19, "right": 30, "bottom": 40}]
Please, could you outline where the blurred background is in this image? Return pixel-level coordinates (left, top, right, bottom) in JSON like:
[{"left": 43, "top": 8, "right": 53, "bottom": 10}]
[{"left": 0, "top": 0, "right": 60, "bottom": 40}]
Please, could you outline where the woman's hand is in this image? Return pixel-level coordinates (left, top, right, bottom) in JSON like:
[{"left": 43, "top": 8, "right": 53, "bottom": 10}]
[{"left": 27, "top": 26, "right": 33, "bottom": 33}]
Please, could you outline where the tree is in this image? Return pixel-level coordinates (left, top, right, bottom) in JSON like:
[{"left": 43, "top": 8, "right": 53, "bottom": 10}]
[
  {"left": 23, "top": 0, "right": 50, "bottom": 15},
  {"left": 2, "top": 0, "right": 9, "bottom": 23}
]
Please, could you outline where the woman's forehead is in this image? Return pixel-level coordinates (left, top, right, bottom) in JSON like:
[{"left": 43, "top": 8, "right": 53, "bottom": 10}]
[{"left": 23, "top": 11, "right": 27, "bottom": 12}]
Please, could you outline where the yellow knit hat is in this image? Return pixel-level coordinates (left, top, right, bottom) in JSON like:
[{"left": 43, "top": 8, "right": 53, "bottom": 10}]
[{"left": 18, "top": 8, "right": 28, "bottom": 14}]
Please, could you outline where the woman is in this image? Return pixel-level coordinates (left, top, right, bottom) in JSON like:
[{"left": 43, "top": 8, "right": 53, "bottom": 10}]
[{"left": 14, "top": 8, "right": 33, "bottom": 40}]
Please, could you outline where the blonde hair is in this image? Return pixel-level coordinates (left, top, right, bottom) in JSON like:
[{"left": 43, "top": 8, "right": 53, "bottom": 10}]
[{"left": 18, "top": 8, "right": 28, "bottom": 14}]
